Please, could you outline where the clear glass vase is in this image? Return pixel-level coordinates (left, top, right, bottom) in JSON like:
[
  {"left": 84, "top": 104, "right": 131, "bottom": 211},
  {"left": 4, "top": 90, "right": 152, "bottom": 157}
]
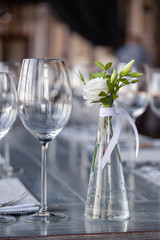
[{"left": 85, "top": 106, "right": 129, "bottom": 221}]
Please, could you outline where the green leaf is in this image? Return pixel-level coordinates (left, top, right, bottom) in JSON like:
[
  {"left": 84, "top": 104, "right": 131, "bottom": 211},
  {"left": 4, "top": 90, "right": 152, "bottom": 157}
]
[
  {"left": 113, "top": 94, "right": 119, "bottom": 100},
  {"left": 91, "top": 100, "right": 101, "bottom": 103},
  {"left": 106, "top": 75, "right": 111, "bottom": 78},
  {"left": 120, "top": 78, "right": 129, "bottom": 84},
  {"left": 130, "top": 79, "right": 139, "bottom": 83},
  {"left": 99, "top": 91, "right": 107, "bottom": 96},
  {"left": 77, "top": 71, "right": 85, "bottom": 84},
  {"left": 89, "top": 72, "right": 95, "bottom": 80},
  {"left": 94, "top": 61, "right": 105, "bottom": 70},
  {"left": 107, "top": 79, "right": 112, "bottom": 91},
  {"left": 105, "top": 62, "right": 112, "bottom": 70},
  {"left": 90, "top": 72, "right": 104, "bottom": 79},
  {"left": 119, "top": 83, "right": 126, "bottom": 88},
  {"left": 100, "top": 97, "right": 108, "bottom": 105},
  {"left": 128, "top": 72, "right": 143, "bottom": 77},
  {"left": 94, "top": 72, "right": 105, "bottom": 78}
]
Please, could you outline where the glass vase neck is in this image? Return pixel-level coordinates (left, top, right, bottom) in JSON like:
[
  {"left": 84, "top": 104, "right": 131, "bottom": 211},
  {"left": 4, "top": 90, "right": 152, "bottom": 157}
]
[{"left": 100, "top": 103, "right": 114, "bottom": 109}]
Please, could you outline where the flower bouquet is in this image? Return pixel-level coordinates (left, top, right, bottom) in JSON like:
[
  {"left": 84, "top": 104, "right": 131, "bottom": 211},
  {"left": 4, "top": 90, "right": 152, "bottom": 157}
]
[{"left": 78, "top": 60, "right": 142, "bottom": 221}]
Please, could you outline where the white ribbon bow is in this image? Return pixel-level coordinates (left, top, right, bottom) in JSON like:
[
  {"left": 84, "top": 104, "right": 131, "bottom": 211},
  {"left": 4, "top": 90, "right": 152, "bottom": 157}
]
[{"left": 100, "top": 107, "right": 139, "bottom": 169}]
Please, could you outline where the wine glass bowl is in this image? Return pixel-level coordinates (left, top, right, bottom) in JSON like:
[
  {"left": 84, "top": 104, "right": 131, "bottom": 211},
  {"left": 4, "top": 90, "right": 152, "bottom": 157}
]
[
  {"left": 0, "top": 73, "right": 17, "bottom": 138},
  {"left": 0, "top": 72, "right": 17, "bottom": 224},
  {"left": 116, "top": 62, "right": 150, "bottom": 164},
  {"left": 18, "top": 59, "right": 71, "bottom": 141},
  {"left": 18, "top": 59, "right": 72, "bottom": 223},
  {"left": 0, "top": 61, "right": 20, "bottom": 89},
  {"left": 0, "top": 61, "right": 21, "bottom": 177},
  {"left": 116, "top": 62, "right": 149, "bottom": 120},
  {"left": 149, "top": 69, "right": 160, "bottom": 117}
]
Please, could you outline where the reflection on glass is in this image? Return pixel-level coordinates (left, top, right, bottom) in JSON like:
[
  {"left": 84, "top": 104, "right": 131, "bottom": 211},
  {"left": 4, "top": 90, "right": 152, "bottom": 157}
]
[
  {"left": 116, "top": 62, "right": 150, "bottom": 164},
  {"left": 0, "top": 72, "right": 17, "bottom": 224},
  {"left": 0, "top": 61, "right": 22, "bottom": 177},
  {"left": 116, "top": 62, "right": 149, "bottom": 120},
  {"left": 150, "top": 69, "right": 160, "bottom": 117},
  {"left": 18, "top": 58, "right": 72, "bottom": 223}
]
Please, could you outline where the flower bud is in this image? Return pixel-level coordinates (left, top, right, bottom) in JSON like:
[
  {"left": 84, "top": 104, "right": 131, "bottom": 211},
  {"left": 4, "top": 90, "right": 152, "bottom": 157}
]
[
  {"left": 111, "top": 69, "right": 117, "bottom": 82},
  {"left": 120, "top": 59, "right": 135, "bottom": 76}
]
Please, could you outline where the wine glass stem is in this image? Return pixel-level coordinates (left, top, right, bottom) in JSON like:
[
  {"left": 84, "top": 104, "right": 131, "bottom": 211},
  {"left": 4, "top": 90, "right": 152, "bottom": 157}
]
[
  {"left": 127, "top": 116, "right": 136, "bottom": 168},
  {"left": 4, "top": 140, "right": 10, "bottom": 167},
  {"left": 40, "top": 142, "right": 48, "bottom": 213}
]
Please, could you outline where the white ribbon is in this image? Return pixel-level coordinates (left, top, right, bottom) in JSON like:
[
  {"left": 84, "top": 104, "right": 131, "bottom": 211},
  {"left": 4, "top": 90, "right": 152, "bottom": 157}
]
[{"left": 100, "top": 107, "right": 139, "bottom": 169}]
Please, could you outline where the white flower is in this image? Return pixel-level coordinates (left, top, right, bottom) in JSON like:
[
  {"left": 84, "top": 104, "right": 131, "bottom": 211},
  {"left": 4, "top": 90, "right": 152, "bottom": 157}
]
[{"left": 83, "top": 77, "right": 108, "bottom": 101}]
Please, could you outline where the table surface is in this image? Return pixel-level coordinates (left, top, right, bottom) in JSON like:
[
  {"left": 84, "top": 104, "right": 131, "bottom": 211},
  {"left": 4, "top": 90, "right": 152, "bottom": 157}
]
[{"left": 1, "top": 119, "right": 160, "bottom": 239}]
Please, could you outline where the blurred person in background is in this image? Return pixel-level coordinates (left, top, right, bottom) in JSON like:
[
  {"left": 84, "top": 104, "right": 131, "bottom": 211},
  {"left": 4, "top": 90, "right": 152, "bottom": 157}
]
[
  {"left": 115, "top": 34, "right": 160, "bottom": 138},
  {"left": 115, "top": 34, "right": 154, "bottom": 66}
]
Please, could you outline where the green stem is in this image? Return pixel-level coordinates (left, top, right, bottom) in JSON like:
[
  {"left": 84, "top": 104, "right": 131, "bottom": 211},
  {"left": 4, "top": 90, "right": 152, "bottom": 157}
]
[
  {"left": 92, "top": 114, "right": 105, "bottom": 172},
  {"left": 92, "top": 143, "right": 98, "bottom": 172},
  {"left": 92, "top": 108, "right": 122, "bottom": 173}
]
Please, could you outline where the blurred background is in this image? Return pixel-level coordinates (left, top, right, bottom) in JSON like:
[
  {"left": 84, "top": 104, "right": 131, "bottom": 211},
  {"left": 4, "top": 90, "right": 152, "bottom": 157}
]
[
  {"left": 0, "top": 0, "right": 160, "bottom": 137},
  {"left": 0, "top": 0, "right": 159, "bottom": 64},
  {"left": 0, "top": 0, "right": 160, "bottom": 208}
]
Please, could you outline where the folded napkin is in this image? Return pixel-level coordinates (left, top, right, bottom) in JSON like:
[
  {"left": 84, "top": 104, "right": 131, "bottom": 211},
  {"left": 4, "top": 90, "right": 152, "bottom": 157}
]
[{"left": 0, "top": 178, "right": 40, "bottom": 215}]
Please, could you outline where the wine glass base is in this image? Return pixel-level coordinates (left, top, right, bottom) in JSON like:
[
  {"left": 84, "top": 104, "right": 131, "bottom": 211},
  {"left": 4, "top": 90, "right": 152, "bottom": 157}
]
[
  {"left": 20, "top": 211, "right": 68, "bottom": 223},
  {"left": 1, "top": 166, "right": 24, "bottom": 178},
  {"left": 0, "top": 215, "right": 16, "bottom": 225}
]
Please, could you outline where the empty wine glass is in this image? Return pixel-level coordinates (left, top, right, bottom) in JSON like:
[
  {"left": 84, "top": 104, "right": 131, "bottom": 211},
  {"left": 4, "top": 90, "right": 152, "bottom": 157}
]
[
  {"left": 18, "top": 59, "right": 72, "bottom": 223},
  {"left": 117, "top": 62, "right": 149, "bottom": 120},
  {"left": 149, "top": 68, "right": 160, "bottom": 117},
  {"left": 0, "top": 72, "right": 17, "bottom": 224},
  {"left": 116, "top": 62, "right": 150, "bottom": 162},
  {"left": 0, "top": 61, "right": 22, "bottom": 177},
  {"left": 0, "top": 62, "right": 20, "bottom": 88}
]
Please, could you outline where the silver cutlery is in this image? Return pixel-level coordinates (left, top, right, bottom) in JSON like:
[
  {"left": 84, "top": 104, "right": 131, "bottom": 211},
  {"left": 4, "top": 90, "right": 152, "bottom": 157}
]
[{"left": 0, "top": 191, "right": 29, "bottom": 207}]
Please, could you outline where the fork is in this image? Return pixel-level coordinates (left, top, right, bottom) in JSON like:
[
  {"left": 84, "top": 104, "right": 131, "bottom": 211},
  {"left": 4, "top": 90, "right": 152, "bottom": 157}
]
[{"left": 0, "top": 191, "right": 29, "bottom": 207}]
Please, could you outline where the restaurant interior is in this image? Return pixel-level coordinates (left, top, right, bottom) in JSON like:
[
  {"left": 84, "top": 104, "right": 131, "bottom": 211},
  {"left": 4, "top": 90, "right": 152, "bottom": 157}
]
[{"left": 0, "top": 0, "right": 160, "bottom": 239}]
